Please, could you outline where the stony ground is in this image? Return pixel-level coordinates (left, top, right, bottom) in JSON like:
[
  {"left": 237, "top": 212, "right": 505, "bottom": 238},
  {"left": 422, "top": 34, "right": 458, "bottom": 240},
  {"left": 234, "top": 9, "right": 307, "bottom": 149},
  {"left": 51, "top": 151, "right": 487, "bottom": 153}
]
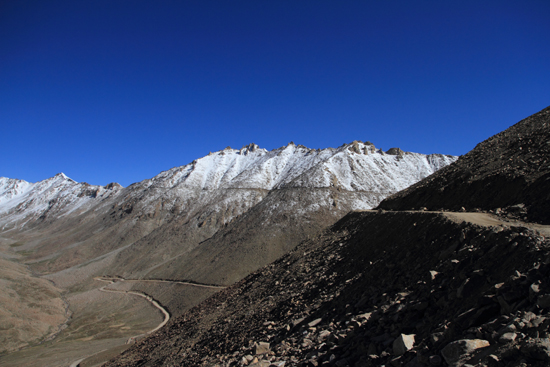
[{"left": 105, "top": 210, "right": 550, "bottom": 367}]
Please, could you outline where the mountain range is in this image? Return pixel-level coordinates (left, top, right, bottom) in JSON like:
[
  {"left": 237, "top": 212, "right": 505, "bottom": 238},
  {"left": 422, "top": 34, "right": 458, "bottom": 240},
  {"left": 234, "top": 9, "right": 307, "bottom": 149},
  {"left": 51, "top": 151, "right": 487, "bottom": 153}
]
[{"left": 0, "top": 140, "right": 455, "bottom": 366}]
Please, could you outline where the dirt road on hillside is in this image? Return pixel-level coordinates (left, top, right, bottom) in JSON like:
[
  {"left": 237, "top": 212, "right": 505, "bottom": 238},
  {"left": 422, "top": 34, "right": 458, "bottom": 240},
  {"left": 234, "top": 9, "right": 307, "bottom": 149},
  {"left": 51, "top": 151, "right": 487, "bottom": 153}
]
[
  {"left": 367, "top": 210, "right": 550, "bottom": 236},
  {"left": 69, "top": 277, "right": 226, "bottom": 367},
  {"left": 442, "top": 211, "right": 550, "bottom": 236},
  {"left": 99, "top": 276, "right": 227, "bottom": 290},
  {"left": 95, "top": 277, "right": 171, "bottom": 341}
]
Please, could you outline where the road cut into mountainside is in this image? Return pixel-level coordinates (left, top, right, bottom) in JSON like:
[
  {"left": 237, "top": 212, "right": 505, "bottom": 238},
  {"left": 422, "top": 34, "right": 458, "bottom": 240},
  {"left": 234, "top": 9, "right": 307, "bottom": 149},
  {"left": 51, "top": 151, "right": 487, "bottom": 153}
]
[
  {"left": 442, "top": 211, "right": 550, "bottom": 237},
  {"left": 365, "top": 209, "right": 550, "bottom": 237},
  {"left": 98, "top": 276, "right": 227, "bottom": 290}
]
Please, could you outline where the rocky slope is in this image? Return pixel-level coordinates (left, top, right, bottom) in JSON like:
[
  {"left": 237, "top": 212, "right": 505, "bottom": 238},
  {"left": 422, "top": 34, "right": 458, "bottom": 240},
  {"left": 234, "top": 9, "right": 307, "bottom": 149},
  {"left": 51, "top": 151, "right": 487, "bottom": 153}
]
[
  {"left": 104, "top": 106, "right": 550, "bottom": 367},
  {"left": 106, "top": 211, "right": 550, "bottom": 367},
  {"left": 379, "top": 106, "right": 550, "bottom": 224}
]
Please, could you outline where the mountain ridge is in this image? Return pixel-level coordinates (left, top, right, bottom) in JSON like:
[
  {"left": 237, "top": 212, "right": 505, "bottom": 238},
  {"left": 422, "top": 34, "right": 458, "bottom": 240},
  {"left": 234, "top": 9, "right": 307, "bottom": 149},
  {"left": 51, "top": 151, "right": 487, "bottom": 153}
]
[{"left": 0, "top": 141, "right": 455, "bottom": 231}]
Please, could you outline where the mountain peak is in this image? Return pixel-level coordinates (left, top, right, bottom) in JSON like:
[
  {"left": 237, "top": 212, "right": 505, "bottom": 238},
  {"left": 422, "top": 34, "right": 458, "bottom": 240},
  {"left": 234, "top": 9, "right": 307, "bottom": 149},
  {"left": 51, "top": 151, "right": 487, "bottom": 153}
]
[
  {"left": 239, "top": 143, "right": 261, "bottom": 155},
  {"left": 346, "top": 140, "right": 378, "bottom": 155},
  {"left": 104, "top": 182, "right": 123, "bottom": 190},
  {"left": 52, "top": 172, "right": 73, "bottom": 181},
  {"left": 386, "top": 147, "right": 404, "bottom": 156}
]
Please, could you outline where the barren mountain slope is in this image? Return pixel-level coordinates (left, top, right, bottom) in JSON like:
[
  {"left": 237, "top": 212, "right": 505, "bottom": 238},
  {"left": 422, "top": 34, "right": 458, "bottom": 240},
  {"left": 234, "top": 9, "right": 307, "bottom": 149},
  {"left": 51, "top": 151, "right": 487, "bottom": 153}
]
[
  {"left": 106, "top": 210, "right": 550, "bottom": 367},
  {"left": 0, "top": 257, "right": 68, "bottom": 354},
  {"left": 379, "top": 106, "right": 550, "bottom": 224},
  {"left": 14, "top": 142, "right": 453, "bottom": 285},
  {"left": 140, "top": 187, "right": 364, "bottom": 285}
]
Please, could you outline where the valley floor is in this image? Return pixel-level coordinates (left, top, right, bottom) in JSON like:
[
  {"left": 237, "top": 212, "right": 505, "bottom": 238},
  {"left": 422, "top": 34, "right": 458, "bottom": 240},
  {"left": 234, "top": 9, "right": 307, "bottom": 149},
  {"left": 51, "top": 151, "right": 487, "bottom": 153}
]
[{"left": 0, "top": 263, "right": 223, "bottom": 367}]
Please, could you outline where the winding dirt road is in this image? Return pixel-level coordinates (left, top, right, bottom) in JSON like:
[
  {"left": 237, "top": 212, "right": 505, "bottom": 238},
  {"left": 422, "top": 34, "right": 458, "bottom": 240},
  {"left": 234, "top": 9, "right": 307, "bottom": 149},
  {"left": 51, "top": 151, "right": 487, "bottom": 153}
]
[
  {"left": 94, "top": 277, "right": 225, "bottom": 342},
  {"left": 94, "top": 277, "right": 172, "bottom": 342},
  {"left": 98, "top": 276, "right": 227, "bottom": 290},
  {"left": 69, "top": 277, "right": 226, "bottom": 366}
]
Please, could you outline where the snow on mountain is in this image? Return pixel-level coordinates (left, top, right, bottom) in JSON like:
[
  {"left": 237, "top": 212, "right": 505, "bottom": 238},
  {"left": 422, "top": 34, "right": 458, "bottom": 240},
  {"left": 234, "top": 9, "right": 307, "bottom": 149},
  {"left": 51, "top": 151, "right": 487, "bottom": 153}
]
[
  {"left": 0, "top": 142, "right": 457, "bottom": 230},
  {"left": 0, "top": 177, "right": 33, "bottom": 205},
  {"left": 138, "top": 141, "right": 455, "bottom": 192},
  {"left": 284, "top": 142, "right": 457, "bottom": 192},
  {"left": 0, "top": 173, "right": 123, "bottom": 229}
]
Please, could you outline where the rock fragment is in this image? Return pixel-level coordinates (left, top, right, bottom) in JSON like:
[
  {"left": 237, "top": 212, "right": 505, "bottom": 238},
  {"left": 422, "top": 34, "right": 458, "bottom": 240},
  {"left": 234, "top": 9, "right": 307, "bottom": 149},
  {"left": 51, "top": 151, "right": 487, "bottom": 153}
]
[
  {"left": 499, "top": 332, "right": 517, "bottom": 344},
  {"left": 392, "top": 333, "right": 415, "bottom": 356},
  {"left": 254, "top": 342, "right": 270, "bottom": 355},
  {"left": 308, "top": 318, "right": 322, "bottom": 328},
  {"left": 441, "top": 339, "right": 490, "bottom": 366}
]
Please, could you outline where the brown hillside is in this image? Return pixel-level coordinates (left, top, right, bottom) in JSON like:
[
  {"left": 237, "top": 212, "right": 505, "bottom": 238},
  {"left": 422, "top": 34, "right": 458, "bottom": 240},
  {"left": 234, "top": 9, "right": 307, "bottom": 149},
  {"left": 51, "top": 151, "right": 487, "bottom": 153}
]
[{"left": 106, "top": 210, "right": 550, "bottom": 367}]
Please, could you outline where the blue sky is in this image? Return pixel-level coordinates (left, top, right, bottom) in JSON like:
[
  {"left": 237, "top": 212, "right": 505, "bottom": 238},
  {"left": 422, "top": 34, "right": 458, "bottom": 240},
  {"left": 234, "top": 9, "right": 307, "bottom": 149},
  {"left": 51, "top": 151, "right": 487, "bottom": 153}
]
[{"left": 1, "top": 1, "right": 549, "bottom": 186}]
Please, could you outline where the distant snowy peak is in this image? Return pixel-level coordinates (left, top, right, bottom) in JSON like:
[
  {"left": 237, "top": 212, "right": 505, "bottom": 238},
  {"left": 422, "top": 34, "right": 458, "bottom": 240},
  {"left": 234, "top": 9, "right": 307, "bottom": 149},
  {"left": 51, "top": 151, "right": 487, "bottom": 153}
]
[
  {"left": 0, "top": 173, "right": 123, "bottom": 224},
  {"left": 144, "top": 141, "right": 457, "bottom": 192},
  {"left": 0, "top": 177, "right": 33, "bottom": 205}
]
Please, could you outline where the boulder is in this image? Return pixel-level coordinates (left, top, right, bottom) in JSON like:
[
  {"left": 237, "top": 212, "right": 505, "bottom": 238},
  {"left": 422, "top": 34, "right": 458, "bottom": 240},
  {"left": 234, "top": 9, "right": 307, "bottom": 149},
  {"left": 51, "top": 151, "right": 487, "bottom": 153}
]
[
  {"left": 308, "top": 318, "right": 322, "bottom": 327},
  {"left": 393, "top": 334, "right": 415, "bottom": 356},
  {"left": 499, "top": 332, "right": 517, "bottom": 344},
  {"left": 519, "top": 338, "right": 550, "bottom": 361},
  {"left": 441, "top": 339, "right": 490, "bottom": 366}
]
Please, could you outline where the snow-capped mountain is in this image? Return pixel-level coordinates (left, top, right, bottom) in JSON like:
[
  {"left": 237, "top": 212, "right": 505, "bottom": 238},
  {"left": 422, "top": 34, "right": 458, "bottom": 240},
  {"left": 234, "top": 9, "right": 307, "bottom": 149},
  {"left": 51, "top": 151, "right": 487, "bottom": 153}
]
[
  {"left": 137, "top": 141, "right": 455, "bottom": 192},
  {"left": 0, "top": 142, "right": 455, "bottom": 231},
  {"left": 0, "top": 177, "right": 32, "bottom": 204},
  {"left": 111, "top": 141, "right": 455, "bottom": 217},
  {"left": 108, "top": 141, "right": 456, "bottom": 284},
  {"left": 0, "top": 173, "right": 122, "bottom": 229},
  {"left": 0, "top": 141, "right": 456, "bottom": 288}
]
